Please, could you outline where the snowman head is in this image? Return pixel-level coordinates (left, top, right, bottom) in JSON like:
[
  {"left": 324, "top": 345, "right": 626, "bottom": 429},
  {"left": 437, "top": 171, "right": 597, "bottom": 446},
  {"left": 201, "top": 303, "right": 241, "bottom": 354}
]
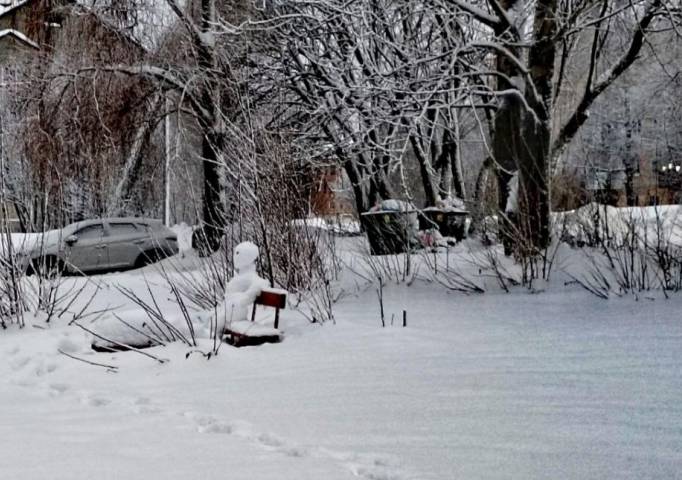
[{"left": 233, "top": 241, "right": 259, "bottom": 273}]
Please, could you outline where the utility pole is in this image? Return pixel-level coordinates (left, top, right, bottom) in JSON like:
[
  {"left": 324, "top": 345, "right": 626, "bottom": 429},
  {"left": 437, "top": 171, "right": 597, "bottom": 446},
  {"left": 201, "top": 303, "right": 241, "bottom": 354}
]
[
  {"left": 1, "top": 65, "right": 7, "bottom": 226},
  {"left": 163, "top": 94, "right": 171, "bottom": 226},
  {"left": 0, "top": 62, "right": 9, "bottom": 230}
]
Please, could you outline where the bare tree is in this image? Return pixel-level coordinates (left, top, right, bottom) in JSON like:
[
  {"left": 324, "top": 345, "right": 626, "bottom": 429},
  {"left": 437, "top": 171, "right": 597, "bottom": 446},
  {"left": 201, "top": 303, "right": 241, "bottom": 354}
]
[
  {"left": 257, "top": 1, "right": 488, "bottom": 212},
  {"left": 256, "top": 0, "right": 679, "bottom": 254}
]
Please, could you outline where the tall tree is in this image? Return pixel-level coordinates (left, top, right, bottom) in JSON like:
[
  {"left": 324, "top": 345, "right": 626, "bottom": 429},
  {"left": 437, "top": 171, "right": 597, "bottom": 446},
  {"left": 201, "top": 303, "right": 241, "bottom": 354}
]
[
  {"left": 447, "top": 0, "right": 677, "bottom": 250},
  {"left": 260, "top": 0, "right": 483, "bottom": 213}
]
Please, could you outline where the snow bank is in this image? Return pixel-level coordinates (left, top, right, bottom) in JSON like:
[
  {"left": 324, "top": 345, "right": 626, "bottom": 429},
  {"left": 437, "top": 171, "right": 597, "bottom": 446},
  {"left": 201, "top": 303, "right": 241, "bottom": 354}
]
[
  {"left": 555, "top": 203, "right": 682, "bottom": 247},
  {"left": 0, "top": 231, "right": 61, "bottom": 256},
  {"left": 292, "top": 216, "right": 361, "bottom": 236}
]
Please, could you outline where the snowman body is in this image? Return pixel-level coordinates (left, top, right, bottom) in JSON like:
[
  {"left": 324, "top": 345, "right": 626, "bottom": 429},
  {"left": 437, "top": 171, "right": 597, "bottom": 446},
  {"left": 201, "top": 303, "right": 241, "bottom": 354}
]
[{"left": 217, "top": 242, "right": 269, "bottom": 326}]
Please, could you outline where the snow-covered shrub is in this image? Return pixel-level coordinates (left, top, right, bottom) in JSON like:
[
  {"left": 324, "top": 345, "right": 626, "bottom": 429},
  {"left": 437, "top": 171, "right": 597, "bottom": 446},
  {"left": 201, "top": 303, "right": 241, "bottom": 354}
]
[
  {"left": 419, "top": 247, "right": 485, "bottom": 293},
  {"left": 352, "top": 242, "right": 419, "bottom": 286},
  {"left": 1, "top": 226, "right": 103, "bottom": 329},
  {"left": 0, "top": 246, "right": 26, "bottom": 327},
  {"left": 565, "top": 205, "right": 682, "bottom": 297}
]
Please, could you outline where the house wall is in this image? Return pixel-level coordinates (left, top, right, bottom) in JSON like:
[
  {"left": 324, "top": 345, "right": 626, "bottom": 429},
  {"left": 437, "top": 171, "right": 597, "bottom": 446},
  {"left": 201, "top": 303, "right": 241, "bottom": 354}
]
[{"left": 310, "top": 167, "right": 355, "bottom": 217}]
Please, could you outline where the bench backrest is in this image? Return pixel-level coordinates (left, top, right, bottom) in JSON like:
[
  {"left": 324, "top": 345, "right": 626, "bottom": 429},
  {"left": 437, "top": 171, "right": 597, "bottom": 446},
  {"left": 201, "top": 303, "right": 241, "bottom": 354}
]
[
  {"left": 252, "top": 288, "right": 287, "bottom": 329},
  {"left": 255, "top": 290, "right": 287, "bottom": 309}
]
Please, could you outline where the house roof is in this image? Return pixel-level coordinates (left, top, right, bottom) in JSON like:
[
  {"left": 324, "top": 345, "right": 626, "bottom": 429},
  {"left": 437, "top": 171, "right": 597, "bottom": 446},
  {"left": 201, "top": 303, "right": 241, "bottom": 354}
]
[
  {"left": 1, "top": 0, "right": 40, "bottom": 60},
  {"left": 2, "top": 0, "right": 177, "bottom": 53},
  {"left": 0, "top": 0, "right": 31, "bottom": 18},
  {"left": 0, "top": 28, "right": 39, "bottom": 50}
]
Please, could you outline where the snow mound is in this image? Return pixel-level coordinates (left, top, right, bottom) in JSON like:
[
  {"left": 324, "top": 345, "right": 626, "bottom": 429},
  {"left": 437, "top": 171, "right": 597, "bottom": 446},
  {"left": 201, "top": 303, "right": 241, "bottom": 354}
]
[{"left": 555, "top": 203, "right": 682, "bottom": 247}]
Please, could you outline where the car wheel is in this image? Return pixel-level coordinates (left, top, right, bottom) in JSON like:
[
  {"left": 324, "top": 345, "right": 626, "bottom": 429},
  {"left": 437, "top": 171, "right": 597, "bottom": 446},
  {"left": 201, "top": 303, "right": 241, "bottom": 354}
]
[{"left": 135, "top": 249, "right": 163, "bottom": 269}]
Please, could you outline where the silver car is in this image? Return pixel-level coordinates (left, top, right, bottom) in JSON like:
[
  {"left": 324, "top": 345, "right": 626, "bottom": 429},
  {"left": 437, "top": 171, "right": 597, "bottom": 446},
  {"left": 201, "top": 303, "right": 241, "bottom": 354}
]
[{"left": 17, "top": 218, "right": 178, "bottom": 276}]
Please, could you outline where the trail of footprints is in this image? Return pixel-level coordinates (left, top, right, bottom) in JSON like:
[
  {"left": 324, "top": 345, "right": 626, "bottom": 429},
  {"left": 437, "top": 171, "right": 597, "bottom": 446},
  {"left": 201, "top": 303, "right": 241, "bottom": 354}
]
[
  {"left": 181, "top": 410, "right": 403, "bottom": 479},
  {"left": 3, "top": 346, "right": 405, "bottom": 480}
]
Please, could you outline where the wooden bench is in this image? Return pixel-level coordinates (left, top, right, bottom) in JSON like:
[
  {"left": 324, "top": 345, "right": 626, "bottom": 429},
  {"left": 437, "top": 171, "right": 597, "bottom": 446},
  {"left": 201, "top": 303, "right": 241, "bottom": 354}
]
[{"left": 224, "top": 288, "right": 287, "bottom": 347}]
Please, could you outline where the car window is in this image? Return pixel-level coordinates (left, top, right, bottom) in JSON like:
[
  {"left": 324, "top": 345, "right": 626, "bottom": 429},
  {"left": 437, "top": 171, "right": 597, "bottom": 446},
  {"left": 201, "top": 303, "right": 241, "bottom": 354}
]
[
  {"left": 75, "top": 224, "right": 104, "bottom": 240},
  {"left": 108, "top": 223, "right": 139, "bottom": 236}
]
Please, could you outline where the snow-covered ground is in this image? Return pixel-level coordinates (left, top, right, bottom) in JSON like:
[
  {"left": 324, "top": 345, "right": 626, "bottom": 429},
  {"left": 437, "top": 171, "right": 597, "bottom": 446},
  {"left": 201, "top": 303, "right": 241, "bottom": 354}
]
[{"left": 2, "top": 238, "right": 682, "bottom": 479}]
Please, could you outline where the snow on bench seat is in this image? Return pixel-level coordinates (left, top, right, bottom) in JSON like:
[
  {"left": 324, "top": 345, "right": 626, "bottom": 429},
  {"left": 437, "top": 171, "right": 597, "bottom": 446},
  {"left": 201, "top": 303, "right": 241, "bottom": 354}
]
[
  {"left": 226, "top": 321, "right": 281, "bottom": 338},
  {"left": 223, "top": 321, "right": 282, "bottom": 347},
  {"left": 223, "top": 288, "right": 287, "bottom": 347}
]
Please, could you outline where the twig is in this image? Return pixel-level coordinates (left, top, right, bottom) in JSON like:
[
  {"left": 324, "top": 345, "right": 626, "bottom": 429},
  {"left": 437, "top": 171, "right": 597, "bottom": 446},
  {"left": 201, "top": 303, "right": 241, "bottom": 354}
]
[{"left": 58, "top": 348, "right": 119, "bottom": 372}]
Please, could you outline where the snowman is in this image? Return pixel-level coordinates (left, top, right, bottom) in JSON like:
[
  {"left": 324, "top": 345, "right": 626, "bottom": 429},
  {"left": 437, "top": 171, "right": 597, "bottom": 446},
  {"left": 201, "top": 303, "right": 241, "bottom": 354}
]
[{"left": 217, "top": 241, "right": 269, "bottom": 328}]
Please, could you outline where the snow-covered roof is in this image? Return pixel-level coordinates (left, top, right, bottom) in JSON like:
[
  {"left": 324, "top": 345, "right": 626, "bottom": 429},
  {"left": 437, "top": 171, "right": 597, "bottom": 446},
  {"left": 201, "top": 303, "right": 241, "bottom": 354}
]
[
  {"left": 0, "top": 28, "right": 39, "bottom": 50},
  {"left": 0, "top": 0, "right": 31, "bottom": 18},
  {"left": 1, "top": 0, "right": 175, "bottom": 52}
]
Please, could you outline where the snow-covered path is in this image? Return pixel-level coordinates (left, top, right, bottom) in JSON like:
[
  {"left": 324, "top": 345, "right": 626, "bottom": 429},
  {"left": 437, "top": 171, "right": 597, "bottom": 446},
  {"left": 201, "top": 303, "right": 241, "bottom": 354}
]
[
  {"left": 1, "top": 344, "right": 359, "bottom": 480},
  {"left": 2, "top": 282, "right": 682, "bottom": 479},
  {"left": 0, "top": 381, "right": 357, "bottom": 480}
]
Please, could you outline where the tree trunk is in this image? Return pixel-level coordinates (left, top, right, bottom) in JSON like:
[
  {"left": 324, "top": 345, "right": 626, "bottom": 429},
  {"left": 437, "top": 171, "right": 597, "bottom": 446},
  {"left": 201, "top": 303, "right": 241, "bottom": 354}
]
[
  {"left": 452, "top": 114, "right": 466, "bottom": 199},
  {"left": 409, "top": 135, "right": 438, "bottom": 207},
  {"left": 491, "top": 0, "right": 523, "bottom": 255},
  {"left": 201, "top": 133, "right": 225, "bottom": 252},
  {"left": 470, "top": 156, "right": 495, "bottom": 233},
  {"left": 518, "top": 118, "right": 551, "bottom": 250},
  {"left": 625, "top": 166, "right": 636, "bottom": 206},
  {"left": 517, "top": 0, "right": 558, "bottom": 250},
  {"left": 493, "top": 99, "right": 522, "bottom": 255}
]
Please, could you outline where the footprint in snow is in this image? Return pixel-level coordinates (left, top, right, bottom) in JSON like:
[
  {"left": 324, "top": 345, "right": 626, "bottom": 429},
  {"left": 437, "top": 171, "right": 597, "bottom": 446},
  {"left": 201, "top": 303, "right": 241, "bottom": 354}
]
[
  {"left": 320, "top": 449, "right": 400, "bottom": 480},
  {"left": 352, "top": 466, "right": 403, "bottom": 480},
  {"left": 9, "top": 356, "right": 31, "bottom": 370},
  {"left": 185, "top": 412, "right": 234, "bottom": 435},
  {"left": 9, "top": 377, "right": 37, "bottom": 388},
  {"left": 280, "top": 445, "right": 309, "bottom": 458},
  {"left": 48, "top": 383, "right": 70, "bottom": 396},
  {"left": 183, "top": 412, "right": 308, "bottom": 459},
  {"left": 132, "top": 403, "right": 161, "bottom": 414},
  {"left": 128, "top": 397, "right": 162, "bottom": 415},
  {"left": 257, "top": 432, "right": 284, "bottom": 448},
  {"left": 200, "top": 421, "right": 234, "bottom": 434},
  {"left": 34, "top": 361, "right": 57, "bottom": 377},
  {"left": 80, "top": 394, "right": 111, "bottom": 407},
  {"left": 256, "top": 432, "right": 311, "bottom": 458}
]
